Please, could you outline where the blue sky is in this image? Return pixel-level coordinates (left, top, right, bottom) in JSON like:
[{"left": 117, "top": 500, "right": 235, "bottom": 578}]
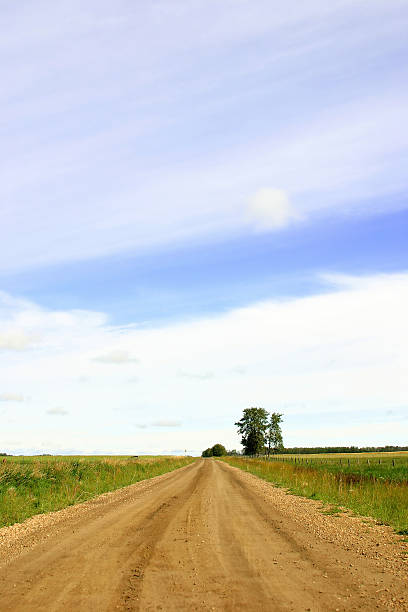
[
  {"left": 1, "top": 1, "right": 407, "bottom": 454},
  {"left": 1, "top": 205, "right": 407, "bottom": 325}
]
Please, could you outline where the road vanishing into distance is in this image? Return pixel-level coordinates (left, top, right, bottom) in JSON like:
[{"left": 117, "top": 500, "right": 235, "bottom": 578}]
[{"left": 0, "top": 459, "right": 407, "bottom": 611}]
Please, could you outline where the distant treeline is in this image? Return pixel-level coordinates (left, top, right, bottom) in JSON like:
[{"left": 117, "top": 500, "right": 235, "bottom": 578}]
[{"left": 279, "top": 446, "right": 408, "bottom": 454}]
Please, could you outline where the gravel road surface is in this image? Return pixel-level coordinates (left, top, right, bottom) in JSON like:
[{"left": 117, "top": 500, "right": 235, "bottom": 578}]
[{"left": 0, "top": 458, "right": 407, "bottom": 611}]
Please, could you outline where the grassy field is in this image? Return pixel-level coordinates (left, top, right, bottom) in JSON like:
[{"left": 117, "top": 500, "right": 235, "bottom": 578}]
[
  {"left": 0, "top": 455, "right": 195, "bottom": 527},
  {"left": 220, "top": 452, "right": 408, "bottom": 534},
  {"left": 3, "top": 455, "right": 165, "bottom": 464},
  {"left": 266, "top": 451, "right": 408, "bottom": 483}
]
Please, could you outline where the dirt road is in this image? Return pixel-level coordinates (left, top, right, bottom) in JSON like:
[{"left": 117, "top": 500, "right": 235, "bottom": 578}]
[{"left": 0, "top": 459, "right": 407, "bottom": 611}]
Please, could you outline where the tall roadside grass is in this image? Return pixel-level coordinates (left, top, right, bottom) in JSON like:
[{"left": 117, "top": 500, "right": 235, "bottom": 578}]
[
  {"left": 0, "top": 456, "right": 195, "bottom": 527},
  {"left": 220, "top": 456, "right": 408, "bottom": 534}
]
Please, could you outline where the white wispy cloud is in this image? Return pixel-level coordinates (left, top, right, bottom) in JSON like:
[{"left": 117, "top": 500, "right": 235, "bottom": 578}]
[
  {"left": 231, "top": 366, "right": 246, "bottom": 376},
  {"left": 248, "top": 188, "right": 297, "bottom": 230},
  {"left": 178, "top": 370, "right": 215, "bottom": 380},
  {"left": 46, "top": 407, "right": 68, "bottom": 416},
  {"left": 0, "top": 271, "right": 407, "bottom": 452},
  {"left": 152, "top": 420, "right": 182, "bottom": 428},
  {"left": 0, "top": 393, "right": 24, "bottom": 402},
  {"left": 0, "top": 331, "right": 37, "bottom": 351},
  {"left": 93, "top": 350, "right": 139, "bottom": 364},
  {"left": 134, "top": 421, "right": 182, "bottom": 430}
]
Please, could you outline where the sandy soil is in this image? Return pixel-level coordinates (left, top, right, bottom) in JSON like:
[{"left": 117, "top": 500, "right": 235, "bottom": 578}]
[{"left": 0, "top": 458, "right": 407, "bottom": 611}]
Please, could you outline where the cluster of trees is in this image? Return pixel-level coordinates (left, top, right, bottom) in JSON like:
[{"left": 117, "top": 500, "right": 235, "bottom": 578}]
[
  {"left": 279, "top": 445, "right": 408, "bottom": 454},
  {"left": 202, "top": 443, "right": 227, "bottom": 457},
  {"left": 235, "top": 408, "right": 283, "bottom": 455},
  {"left": 202, "top": 408, "right": 284, "bottom": 458}
]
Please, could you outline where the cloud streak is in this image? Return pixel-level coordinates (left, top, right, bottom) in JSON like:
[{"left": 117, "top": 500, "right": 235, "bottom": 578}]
[
  {"left": 0, "top": 393, "right": 24, "bottom": 402},
  {"left": 248, "top": 188, "right": 297, "bottom": 230},
  {"left": 93, "top": 350, "right": 139, "bottom": 364},
  {"left": 135, "top": 421, "right": 182, "bottom": 429},
  {"left": 152, "top": 420, "right": 182, "bottom": 428},
  {"left": 0, "top": 332, "right": 36, "bottom": 351},
  {"left": 46, "top": 407, "right": 68, "bottom": 416},
  {"left": 178, "top": 371, "right": 214, "bottom": 381}
]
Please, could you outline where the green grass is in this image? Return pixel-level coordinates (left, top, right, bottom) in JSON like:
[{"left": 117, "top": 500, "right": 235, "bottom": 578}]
[
  {"left": 0, "top": 455, "right": 195, "bottom": 527},
  {"left": 220, "top": 455, "right": 408, "bottom": 534}
]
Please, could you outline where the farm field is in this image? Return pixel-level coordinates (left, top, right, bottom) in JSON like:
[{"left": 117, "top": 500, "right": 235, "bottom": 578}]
[
  {"left": 0, "top": 455, "right": 194, "bottom": 528},
  {"left": 0, "top": 458, "right": 407, "bottom": 611},
  {"left": 221, "top": 452, "right": 408, "bottom": 534}
]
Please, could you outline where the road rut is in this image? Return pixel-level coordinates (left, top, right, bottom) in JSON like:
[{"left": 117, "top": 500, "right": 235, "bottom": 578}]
[{"left": 0, "top": 458, "right": 407, "bottom": 611}]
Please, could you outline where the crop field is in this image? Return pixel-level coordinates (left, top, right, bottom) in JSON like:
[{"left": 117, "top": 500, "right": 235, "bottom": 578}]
[
  {"left": 0, "top": 455, "right": 195, "bottom": 527},
  {"left": 221, "top": 452, "right": 408, "bottom": 534}
]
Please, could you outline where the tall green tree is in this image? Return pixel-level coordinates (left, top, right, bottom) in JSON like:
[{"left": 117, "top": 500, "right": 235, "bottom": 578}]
[
  {"left": 201, "top": 443, "right": 227, "bottom": 457},
  {"left": 235, "top": 407, "right": 269, "bottom": 455},
  {"left": 266, "top": 412, "right": 284, "bottom": 455},
  {"left": 211, "top": 443, "right": 227, "bottom": 456}
]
